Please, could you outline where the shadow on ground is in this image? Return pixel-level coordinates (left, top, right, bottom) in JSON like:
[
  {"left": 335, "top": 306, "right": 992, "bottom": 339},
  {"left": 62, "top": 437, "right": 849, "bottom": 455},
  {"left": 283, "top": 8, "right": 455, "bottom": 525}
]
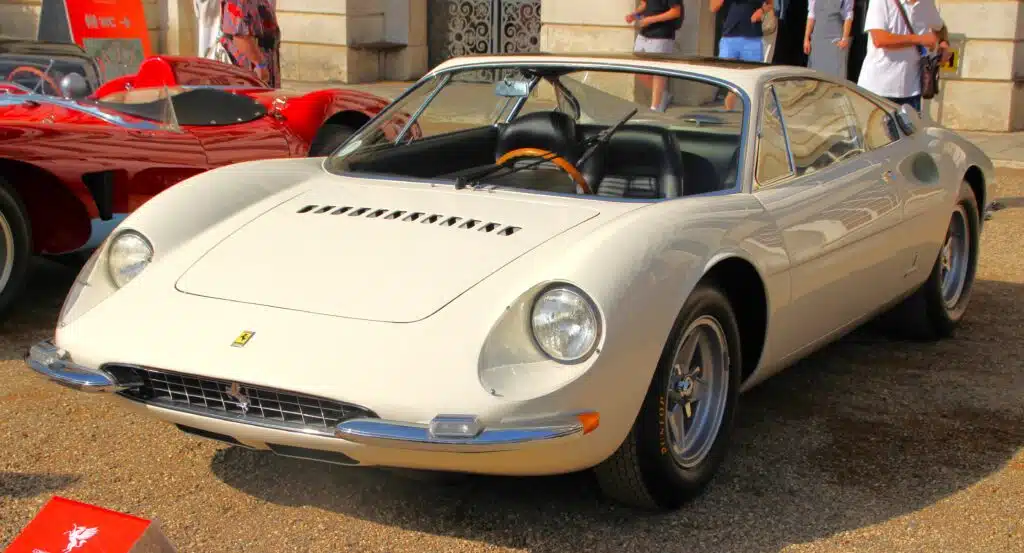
[
  {"left": 0, "top": 473, "right": 80, "bottom": 499},
  {"left": 207, "top": 278, "right": 1024, "bottom": 553}
]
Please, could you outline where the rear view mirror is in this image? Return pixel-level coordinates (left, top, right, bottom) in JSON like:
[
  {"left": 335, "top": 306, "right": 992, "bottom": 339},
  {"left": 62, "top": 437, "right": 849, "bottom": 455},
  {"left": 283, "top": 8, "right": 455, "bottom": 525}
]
[{"left": 495, "top": 78, "right": 530, "bottom": 98}]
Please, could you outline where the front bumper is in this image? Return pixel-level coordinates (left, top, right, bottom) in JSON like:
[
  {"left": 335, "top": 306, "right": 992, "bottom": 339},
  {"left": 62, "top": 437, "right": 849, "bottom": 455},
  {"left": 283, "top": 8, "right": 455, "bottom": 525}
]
[
  {"left": 25, "top": 340, "right": 123, "bottom": 392},
  {"left": 26, "top": 339, "right": 600, "bottom": 470}
]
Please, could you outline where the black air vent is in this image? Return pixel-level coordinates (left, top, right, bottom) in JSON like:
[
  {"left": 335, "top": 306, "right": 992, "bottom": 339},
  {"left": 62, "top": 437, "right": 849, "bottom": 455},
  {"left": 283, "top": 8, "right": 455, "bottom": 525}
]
[{"left": 294, "top": 205, "right": 522, "bottom": 236}]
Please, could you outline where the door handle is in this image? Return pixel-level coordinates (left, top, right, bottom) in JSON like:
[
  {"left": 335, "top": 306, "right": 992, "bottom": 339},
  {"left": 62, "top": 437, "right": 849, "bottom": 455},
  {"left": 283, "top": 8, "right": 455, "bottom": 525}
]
[{"left": 882, "top": 170, "right": 895, "bottom": 184}]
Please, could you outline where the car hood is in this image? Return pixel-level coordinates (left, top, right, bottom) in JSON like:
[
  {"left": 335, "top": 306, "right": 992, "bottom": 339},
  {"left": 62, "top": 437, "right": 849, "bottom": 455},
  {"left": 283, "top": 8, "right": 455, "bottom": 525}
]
[{"left": 174, "top": 178, "right": 603, "bottom": 323}]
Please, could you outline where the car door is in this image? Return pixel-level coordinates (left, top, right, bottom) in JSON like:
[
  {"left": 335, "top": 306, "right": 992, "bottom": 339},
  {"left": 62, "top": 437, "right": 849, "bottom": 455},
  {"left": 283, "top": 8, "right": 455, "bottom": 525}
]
[
  {"left": 188, "top": 116, "right": 293, "bottom": 168},
  {"left": 753, "top": 77, "right": 904, "bottom": 358}
]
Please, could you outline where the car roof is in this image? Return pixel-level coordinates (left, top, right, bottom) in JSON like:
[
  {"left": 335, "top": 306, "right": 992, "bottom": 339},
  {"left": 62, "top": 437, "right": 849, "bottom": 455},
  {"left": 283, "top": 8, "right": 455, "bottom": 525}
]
[{"left": 429, "top": 52, "right": 793, "bottom": 85}]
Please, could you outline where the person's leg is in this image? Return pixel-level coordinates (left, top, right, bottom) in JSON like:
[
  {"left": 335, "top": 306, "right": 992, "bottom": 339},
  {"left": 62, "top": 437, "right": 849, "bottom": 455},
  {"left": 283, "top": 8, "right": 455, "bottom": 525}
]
[
  {"left": 718, "top": 37, "right": 739, "bottom": 110},
  {"left": 633, "top": 35, "right": 655, "bottom": 97},
  {"left": 650, "top": 38, "right": 676, "bottom": 111}
]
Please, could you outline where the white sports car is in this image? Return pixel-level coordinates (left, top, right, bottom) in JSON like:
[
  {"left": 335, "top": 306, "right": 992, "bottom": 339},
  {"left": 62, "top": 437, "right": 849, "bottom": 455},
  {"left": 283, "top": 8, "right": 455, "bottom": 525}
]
[{"left": 27, "top": 53, "right": 993, "bottom": 510}]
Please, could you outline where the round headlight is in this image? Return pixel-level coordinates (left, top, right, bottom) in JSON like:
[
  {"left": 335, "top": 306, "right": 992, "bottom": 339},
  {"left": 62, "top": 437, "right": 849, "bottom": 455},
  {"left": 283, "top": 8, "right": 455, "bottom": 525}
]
[
  {"left": 530, "top": 285, "right": 600, "bottom": 363},
  {"left": 107, "top": 231, "right": 153, "bottom": 288}
]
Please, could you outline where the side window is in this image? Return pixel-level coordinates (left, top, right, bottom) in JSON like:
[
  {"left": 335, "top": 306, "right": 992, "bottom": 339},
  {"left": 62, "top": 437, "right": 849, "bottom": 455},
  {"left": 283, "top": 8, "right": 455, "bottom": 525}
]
[
  {"left": 772, "top": 78, "right": 864, "bottom": 176},
  {"left": 755, "top": 86, "right": 793, "bottom": 187},
  {"left": 840, "top": 88, "right": 900, "bottom": 150}
]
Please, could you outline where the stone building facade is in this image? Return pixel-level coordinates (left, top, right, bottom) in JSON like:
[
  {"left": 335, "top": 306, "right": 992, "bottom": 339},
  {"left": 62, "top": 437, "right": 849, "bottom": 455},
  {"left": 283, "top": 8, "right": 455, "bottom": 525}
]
[{"left": 0, "top": 0, "right": 1020, "bottom": 131}]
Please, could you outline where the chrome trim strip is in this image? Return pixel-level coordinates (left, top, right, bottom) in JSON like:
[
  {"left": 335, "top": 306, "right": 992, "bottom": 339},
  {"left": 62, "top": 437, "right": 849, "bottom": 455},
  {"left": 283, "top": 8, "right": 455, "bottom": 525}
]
[
  {"left": 118, "top": 393, "right": 340, "bottom": 438},
  {"left": 24, "top": 340, "right": 128, "bottom": 393},
  {"left": 335, "top": 414, "right": 586, "bottom": 453},
  {"left": 0, "top": 93, "right": 164, "bottom": 130}
]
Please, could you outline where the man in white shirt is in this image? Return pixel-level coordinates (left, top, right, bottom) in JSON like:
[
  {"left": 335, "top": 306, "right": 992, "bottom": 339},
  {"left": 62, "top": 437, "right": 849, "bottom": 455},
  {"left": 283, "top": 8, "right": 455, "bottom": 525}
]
[
  {"left": 857, "top": 0, "right": 949, "bottom": 112},
  {"left": 194, "top": 0, "right": 222, "bottom": 59}
]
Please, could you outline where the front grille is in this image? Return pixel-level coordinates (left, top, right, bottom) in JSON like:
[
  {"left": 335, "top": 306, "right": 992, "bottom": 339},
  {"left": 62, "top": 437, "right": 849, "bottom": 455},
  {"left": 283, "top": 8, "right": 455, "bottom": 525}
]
[{"left": 111, "top": 366, "right": 376, "bottom": 436}]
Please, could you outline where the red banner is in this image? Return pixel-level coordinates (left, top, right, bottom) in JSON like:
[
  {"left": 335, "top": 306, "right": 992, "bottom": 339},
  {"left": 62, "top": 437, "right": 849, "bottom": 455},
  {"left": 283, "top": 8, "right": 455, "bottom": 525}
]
[
  {"left": 65, "top": 0, "right": 152, "bottom": 56},
  {"left": 3, "top": 496, "right": 174, "bottom": 553}
]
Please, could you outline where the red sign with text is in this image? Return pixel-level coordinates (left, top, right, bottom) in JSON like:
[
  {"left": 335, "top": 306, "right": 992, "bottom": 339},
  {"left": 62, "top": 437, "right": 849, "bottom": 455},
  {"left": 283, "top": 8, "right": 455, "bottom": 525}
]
[
  {"left": 65, "top": 0, "right": 152, "bottom": 56},
  {"left": 3, "top": 496, "right": 174, "bottom": 553}
]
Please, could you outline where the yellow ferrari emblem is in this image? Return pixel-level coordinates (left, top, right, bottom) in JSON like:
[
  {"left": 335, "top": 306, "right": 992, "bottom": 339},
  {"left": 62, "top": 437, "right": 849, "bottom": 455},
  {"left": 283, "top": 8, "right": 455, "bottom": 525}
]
[{"left": 232, "top": 331, "right": 255, "bottom": 348}]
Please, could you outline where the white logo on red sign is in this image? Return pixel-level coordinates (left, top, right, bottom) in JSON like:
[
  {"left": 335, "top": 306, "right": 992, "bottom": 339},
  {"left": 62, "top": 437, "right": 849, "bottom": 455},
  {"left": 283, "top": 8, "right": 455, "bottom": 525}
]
[{"left": 63, "top": 525, "right": 99, "bottom": 553}]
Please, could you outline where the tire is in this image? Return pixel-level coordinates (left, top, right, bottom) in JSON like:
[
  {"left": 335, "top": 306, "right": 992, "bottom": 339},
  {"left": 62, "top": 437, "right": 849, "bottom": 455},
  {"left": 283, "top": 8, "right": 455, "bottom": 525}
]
[
  {"left": 593, "top": 282, "right": 742, "bottom": 510},
  {"left": 881, "top": 180, "right": 980, "bottom": 341},
  {"left": 308, "top": 123, "right": 358, "bottom": 157},
  {"left": 0, "top": 177, "right": 32, "bottom": 318}
]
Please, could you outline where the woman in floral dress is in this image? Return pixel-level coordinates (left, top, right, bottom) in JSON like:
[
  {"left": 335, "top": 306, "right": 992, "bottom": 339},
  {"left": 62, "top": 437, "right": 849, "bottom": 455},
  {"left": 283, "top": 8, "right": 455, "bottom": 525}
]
[{"left": 219, "top": 0, "right": 281, "bottom": 87}]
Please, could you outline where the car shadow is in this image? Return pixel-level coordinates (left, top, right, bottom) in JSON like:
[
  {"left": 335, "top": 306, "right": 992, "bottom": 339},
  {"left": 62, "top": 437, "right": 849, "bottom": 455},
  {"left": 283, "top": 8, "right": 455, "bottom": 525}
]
[
  {"left": 210, "top": 276, "right": 1023, "bottom": 553},
  {"left": 0, "top": 472, "right": 80, "bottom": 499}
]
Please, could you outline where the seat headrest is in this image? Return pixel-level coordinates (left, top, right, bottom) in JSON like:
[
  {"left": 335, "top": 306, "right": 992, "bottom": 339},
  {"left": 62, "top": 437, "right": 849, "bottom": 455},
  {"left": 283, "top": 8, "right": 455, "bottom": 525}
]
[{"left": 495, "top": 111, "right": 582, "bottom": 165}]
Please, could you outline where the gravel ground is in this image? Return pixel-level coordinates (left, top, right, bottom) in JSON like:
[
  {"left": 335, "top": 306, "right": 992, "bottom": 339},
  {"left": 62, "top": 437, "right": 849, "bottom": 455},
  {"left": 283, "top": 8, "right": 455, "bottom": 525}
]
[{"left": 2, "top": 170, "right": 1023, "bottom": 553}]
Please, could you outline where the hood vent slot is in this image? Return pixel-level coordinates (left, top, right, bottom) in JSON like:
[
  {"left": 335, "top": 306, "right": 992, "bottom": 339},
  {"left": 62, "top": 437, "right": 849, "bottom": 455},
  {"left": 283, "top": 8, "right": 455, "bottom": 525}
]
[{"left": 294, "top": 205, "right": 522, "bottom": 236}]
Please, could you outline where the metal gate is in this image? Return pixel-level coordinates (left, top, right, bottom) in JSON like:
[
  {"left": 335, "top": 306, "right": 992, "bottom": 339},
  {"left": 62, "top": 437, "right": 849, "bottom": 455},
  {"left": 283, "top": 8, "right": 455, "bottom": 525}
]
[{"left": 428, "top": 0, "right": 542, "bottom": 70}]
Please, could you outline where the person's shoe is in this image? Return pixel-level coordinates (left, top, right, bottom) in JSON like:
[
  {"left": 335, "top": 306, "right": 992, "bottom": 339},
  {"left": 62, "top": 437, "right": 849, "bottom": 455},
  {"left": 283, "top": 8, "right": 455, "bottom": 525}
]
[{"left": 653, "top": 91, "right": 673, "bottom": 113}]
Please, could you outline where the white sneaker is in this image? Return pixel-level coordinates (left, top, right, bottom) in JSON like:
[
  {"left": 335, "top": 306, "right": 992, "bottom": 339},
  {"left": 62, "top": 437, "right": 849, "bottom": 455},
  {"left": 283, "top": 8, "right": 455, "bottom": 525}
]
[{"left": 653, "top": 91, "right": 673, "bottom": 113}]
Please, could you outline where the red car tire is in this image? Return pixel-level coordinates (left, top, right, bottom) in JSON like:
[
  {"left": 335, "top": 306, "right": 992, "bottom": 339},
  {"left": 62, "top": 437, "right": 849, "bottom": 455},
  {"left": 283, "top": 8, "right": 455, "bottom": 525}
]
[{"left": 0, "top": 177, "right": 32, "bottom": 318}]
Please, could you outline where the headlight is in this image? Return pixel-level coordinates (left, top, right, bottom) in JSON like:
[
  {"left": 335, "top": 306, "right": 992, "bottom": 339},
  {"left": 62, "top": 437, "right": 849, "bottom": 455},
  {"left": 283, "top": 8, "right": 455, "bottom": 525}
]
[
  {"left": 107, "top": 230, "right": 153, "bottom": 288},
  {"left": 530, "top": 285, "right": 601, "bottom": 363}
]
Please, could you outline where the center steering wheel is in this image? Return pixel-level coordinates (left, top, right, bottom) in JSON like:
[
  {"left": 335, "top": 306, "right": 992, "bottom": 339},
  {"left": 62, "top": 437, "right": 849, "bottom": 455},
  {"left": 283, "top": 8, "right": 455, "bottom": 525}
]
[{"left": 495, "top": 147, "right": 593, "bottom": 195}]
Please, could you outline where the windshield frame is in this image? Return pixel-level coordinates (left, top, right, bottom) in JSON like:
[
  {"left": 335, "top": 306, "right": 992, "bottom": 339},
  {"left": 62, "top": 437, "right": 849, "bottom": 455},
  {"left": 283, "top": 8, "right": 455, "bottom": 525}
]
[{"left": 324, "top": 59, "right": 752, "bottom": 200}]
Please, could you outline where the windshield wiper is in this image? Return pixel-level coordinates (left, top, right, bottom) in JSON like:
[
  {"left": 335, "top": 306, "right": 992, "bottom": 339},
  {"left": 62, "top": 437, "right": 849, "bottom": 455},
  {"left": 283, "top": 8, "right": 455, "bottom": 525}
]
[
  {"left": 576, "top": 107, "right": 638, "bottom": 166},
  {"left": 452, "top": 108, "right": 638, "bottom": 191}
]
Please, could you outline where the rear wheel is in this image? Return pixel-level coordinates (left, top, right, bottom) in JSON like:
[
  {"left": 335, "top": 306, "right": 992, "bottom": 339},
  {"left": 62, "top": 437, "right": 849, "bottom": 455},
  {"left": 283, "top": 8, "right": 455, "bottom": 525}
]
[
  {"left": 0, "top": 178, "right": 32, "bottom": 318},
  {"left": 594, "top": 283, "right": 741, "bottom": 510},
  {"left": 308, "top": 123, "right": 358, "bottom": 157},
  {"left": 882, "top": 180, "right": 980, "bottom": 340}
]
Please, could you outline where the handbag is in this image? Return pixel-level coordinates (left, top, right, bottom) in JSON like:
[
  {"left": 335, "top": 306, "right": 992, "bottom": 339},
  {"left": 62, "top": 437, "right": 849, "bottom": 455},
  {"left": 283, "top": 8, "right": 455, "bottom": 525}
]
[
  {"left": 761, "top": 5, "right": 777, "bottom": 35},
  {"left": 892, "top": 0, "right": 940, "bottom": 99}
]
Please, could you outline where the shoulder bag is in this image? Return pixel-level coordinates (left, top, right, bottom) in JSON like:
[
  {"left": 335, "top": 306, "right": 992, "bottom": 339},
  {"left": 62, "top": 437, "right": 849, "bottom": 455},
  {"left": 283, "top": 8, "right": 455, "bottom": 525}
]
[{"left": 892, "top": 0, "right": 940, "bottom": 99}]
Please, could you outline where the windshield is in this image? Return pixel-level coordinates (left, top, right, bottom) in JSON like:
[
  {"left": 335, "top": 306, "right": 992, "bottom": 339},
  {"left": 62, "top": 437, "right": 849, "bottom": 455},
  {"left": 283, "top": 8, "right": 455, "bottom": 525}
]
[
  {"left": 0, "top": 54, "right": 98, "bottom": 96},
  {"left": 326, "top": 64, "right": 745, "bottom": 199},
  {"left": 93, "top": 86, "right": 266, "bottom": 128}
]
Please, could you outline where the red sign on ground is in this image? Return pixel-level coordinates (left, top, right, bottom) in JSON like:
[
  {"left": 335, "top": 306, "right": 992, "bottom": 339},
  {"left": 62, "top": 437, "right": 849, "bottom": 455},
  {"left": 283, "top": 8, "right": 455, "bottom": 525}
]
[{"left": 3, "top": 496, "right": 175, "bottom": 553}]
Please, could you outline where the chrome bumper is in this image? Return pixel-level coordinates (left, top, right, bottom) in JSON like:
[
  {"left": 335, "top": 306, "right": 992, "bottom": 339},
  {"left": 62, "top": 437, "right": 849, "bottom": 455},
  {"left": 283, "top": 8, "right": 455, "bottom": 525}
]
[
  {"left": 24, "top": 340, "right": 121, "bottom": 393},
  {"left": 335, "top": 413, "right": 592, "bottom": 453}
]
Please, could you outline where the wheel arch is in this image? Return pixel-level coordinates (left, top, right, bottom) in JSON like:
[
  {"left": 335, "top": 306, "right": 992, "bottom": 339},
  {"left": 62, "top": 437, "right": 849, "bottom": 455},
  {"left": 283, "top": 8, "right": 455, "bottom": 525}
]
[
  {"left": 699, "top": 255, "right": 769, "bottom": 384},
  {"left": 0, "top": 158, "right": 93, "bottom": 254},
  {"left": 963, "top": 165, "right": 985, "bottom": 213}
]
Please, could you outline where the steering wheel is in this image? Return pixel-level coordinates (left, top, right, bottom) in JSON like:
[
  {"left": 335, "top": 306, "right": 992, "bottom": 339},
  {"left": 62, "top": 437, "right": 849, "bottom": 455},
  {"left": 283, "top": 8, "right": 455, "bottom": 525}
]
[
  {"left": 495, "top": 147, "right": 593, "bottom": 195},
  {"left": 6, "top": 66, "right": 61, "bottom": 96}
]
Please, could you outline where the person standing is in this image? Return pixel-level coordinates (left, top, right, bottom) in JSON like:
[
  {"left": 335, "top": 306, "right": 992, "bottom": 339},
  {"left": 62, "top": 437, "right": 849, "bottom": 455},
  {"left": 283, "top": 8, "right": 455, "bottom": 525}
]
[
  {"left": 219, "top": 0, "right": 282, "bottom": 87},
  {"left": 803, "top": 0, "right": 855, "bottom": 79},
  {"left": 626, "top": 0, "right": 684, "bottom": 112},
  {"left": 856, "top": 0, "right": 950, "bottom": 111},
  {"left": 711, "top": 0, "right": 773, "bottom": 109},
  {"left": 194, "top": 0, "right": 222, "bottom": 59}
]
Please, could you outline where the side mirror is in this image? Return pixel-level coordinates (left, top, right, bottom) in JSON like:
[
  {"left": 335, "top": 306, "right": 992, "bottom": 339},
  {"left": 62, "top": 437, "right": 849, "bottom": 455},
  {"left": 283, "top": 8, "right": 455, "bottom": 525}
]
[
  {"left": 59, "top": 73, "right": 90, "bottom": 100},
  {"left": 895, "top": 103, "right": 920, "bottom": 135}
]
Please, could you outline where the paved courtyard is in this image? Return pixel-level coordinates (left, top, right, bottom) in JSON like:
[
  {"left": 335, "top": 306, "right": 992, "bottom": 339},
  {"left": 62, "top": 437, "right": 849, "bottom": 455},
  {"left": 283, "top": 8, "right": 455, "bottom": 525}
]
[{"left": 2, "top": 169, "right": 1023, "bottom": 552}]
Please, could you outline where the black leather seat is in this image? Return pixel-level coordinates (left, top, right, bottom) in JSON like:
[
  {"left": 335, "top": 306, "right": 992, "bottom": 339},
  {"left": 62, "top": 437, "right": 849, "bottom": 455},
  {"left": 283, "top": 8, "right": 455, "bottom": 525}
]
[
  {"left": 580, "top": 125, "right": 684, "bottom": 199},
  {"left": 494, "top": 111, "right": 582, "bottom": 167}
]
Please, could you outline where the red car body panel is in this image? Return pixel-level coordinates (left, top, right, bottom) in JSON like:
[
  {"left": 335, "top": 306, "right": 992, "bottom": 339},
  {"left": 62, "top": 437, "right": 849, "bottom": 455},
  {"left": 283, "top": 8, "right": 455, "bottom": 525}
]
[{"left": 0, "top": 55, "right": 408, "bottom": 256}]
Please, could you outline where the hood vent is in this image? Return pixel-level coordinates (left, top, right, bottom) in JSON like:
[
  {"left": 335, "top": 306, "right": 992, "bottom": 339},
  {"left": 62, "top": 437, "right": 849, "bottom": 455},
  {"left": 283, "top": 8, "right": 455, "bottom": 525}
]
[{"left": 294, "top": 204, "right": 522, "bottom": 236}]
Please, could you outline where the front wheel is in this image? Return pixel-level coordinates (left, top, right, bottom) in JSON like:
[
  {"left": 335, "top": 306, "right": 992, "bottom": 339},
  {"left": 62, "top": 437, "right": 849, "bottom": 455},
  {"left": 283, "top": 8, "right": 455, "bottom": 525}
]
[
  {"left": 0, "top": 178, "right": 32, "bottom": 318},
  {"left": 882, "top": 180, "right": 980, "bottom": 341},
  {"left": 594, "top": 282, "right": 742, "bottom": 510}
]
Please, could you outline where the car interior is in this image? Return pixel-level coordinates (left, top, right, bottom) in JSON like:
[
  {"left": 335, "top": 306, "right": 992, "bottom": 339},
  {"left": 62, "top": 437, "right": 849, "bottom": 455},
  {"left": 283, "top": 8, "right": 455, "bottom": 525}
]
[
  {"left": 94, "top": 87, "right": 267, "bottom": 126},
  {"left": 336, "top": 70, "right": 743, "bottom": 200}
]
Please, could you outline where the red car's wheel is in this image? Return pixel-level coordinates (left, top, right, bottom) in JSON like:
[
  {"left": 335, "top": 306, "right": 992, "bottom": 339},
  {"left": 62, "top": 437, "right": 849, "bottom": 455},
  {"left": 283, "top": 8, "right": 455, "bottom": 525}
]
[
  {"left": 0, "top": 177, "right": 32, "bottom": 318},
  {"left": 308, "top": 123, "right": 358, "bottom": 157}
]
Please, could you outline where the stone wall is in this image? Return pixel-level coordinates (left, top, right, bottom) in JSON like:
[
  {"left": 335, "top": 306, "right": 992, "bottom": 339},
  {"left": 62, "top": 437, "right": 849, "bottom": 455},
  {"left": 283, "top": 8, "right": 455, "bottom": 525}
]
[
  {"left": 0, "top": 0, "right": 428, "bottom": 84},
  {"left": 925, "top": 0, "right": 1024, "bottom": 131}
]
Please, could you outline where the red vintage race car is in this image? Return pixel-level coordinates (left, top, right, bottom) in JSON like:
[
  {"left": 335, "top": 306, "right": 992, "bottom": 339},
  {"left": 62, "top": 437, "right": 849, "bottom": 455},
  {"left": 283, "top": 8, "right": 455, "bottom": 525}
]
[{"left": 0, "top": 42, "right": 409, "bottom": 316}]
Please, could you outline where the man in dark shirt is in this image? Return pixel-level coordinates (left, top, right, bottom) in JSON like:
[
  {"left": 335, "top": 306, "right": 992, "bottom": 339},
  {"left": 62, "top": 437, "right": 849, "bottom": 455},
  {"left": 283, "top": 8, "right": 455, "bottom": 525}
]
[
  {"left": 711, "top": 0, "right": 772, "bottom": 108},
  {"left": 626, "top": 0, "right": 683, "bottom": 112}
]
